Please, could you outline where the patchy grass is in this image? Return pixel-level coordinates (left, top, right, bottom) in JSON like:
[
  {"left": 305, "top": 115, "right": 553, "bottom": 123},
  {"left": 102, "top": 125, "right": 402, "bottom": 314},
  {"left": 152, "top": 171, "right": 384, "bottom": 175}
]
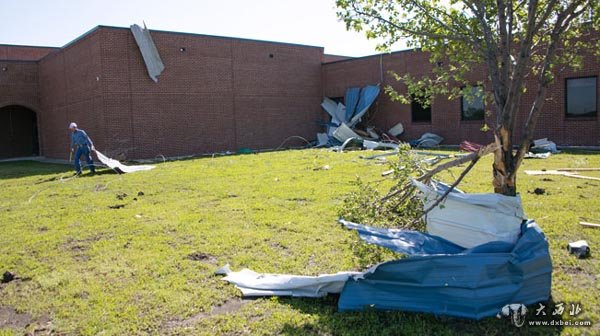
[{"left": 0, "top": 149, "right": 598, "bottom": 335}]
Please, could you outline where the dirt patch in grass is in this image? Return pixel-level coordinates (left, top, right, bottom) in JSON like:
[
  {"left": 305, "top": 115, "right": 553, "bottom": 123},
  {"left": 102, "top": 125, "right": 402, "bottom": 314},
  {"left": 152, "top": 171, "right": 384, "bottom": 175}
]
[
  {"left": 162, "top": 298, "right": 249, "bottom": 330},
  {"left": 186, "top": 252, "right": 217, "bottom": 264},
  {"left": 0, "top": 306, "right": 32, "bottom": 329}
]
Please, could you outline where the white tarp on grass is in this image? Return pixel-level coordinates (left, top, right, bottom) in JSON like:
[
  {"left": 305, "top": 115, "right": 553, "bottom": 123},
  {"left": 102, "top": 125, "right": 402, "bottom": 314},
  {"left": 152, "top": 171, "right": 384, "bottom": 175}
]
[
  {"left": 216, "top": 264, "right": 360, "bottom": 298},
  {"left": 95, "top": 151, "right": 155, "bottom": 174}
]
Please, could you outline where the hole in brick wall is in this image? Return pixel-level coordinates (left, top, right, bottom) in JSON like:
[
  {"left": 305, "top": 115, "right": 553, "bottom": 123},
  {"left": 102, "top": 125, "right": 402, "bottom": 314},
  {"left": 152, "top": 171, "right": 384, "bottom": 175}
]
[{"left": 269, "top": 54, "right": 274, "bottom": 58}]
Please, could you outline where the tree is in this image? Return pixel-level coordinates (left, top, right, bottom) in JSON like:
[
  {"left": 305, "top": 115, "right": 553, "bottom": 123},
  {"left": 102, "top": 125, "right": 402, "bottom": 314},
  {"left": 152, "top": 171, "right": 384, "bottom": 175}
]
[{"left": 336, "top": 0, "right": 599, "bottom": 196}]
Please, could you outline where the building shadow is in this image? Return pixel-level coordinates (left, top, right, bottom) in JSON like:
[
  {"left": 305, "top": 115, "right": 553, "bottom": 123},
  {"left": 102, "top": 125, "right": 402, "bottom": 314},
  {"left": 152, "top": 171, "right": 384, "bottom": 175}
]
[{"left": 0, "top": 160, "right": 72, "bottom": 180}]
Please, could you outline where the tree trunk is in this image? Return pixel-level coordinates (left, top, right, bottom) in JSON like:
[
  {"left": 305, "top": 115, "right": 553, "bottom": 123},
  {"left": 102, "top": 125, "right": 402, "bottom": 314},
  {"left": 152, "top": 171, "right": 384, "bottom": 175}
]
[{"left": 492, "top": 127, "right": 517, "bottom": 196}]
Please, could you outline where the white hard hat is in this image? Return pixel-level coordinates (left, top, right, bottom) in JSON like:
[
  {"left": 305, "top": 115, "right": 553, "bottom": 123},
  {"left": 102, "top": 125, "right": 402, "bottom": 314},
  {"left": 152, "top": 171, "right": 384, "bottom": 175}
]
[{"left": 69, "top": 122, "right": 77, "bottom": 129}]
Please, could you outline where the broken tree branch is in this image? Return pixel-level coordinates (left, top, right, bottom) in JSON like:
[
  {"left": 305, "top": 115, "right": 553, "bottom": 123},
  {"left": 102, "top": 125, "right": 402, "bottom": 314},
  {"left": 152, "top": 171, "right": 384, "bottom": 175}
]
[
  {"left": 412, "top": 156, "right": 480, "bottom": 225},
  {"left": 380, "top": 142, "right": 497, "bottom": 202},
  {"left": 418, "top": 142, "right": 497, "bottom": 182}
]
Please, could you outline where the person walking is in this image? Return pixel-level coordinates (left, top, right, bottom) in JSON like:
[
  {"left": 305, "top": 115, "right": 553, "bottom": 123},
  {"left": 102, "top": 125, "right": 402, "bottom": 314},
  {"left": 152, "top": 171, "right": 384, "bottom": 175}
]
[{"left": 69, "top": 122, "right": 96, "bottom": 175}]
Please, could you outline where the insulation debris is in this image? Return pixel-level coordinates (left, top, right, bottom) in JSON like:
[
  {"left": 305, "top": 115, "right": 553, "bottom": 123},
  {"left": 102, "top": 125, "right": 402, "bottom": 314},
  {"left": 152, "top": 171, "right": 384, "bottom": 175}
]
[
  {"left": 130, "top": 23, "right": 165, "bottom": 82},
  {"left": 95, "top": 151, "right": 155, "bottom": 174}
]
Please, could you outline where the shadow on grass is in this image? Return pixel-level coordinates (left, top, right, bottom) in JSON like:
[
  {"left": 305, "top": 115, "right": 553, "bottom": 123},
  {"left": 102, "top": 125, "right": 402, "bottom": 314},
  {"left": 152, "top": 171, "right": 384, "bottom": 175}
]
[
  {"left": 0, "top": 161, "right": 72, "bottom": 180},
  {"left": 276, "top": 296, "right": 565, "bottom": 336}
]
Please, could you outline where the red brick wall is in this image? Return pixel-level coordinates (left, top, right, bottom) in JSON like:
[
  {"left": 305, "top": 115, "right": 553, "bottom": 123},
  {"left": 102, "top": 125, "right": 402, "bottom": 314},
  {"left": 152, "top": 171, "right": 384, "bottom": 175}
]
[
  {"left": 38, "top": 29, "right": 103, "bottom": 159},
  {"left": 0, "top": 45, "right": 57, "bottom": 61},
  {"left": 0, "top": 61, "right": 40, "bottom": 111},
  {"left": 98, "top": 27, "right": 323, "bottom": 159},
  {"left": 322, "top": 47, "right": 599, "bottom": 146}
]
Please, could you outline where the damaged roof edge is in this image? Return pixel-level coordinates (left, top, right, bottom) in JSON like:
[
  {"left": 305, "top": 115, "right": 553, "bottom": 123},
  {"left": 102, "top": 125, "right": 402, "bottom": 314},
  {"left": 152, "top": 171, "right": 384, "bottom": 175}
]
[
  {"left": 322, "top": 48, "right": 422, "bottom": 65},
  {"left": 96, "top": 25, "right": 325, "bottom": 50},
  {"left": 33, "top": 24, "right": 325, "bottom": 63}
]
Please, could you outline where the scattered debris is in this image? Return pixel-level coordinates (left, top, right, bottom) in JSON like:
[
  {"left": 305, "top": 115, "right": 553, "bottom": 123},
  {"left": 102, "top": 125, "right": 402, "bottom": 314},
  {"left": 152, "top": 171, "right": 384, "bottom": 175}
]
[
  {"left": 387, "top": 123, "right": 404, "bottom": 137},
  {"left": 95, "top": 151, "right": 155, "bottom": 174},
  {"left": 530, "top": 138, "right": 559, "bottom": 154},
  {"left": 116, "top": 193, "right": 128, "bottom": 200},
  {"left": 94, "top": 184, "right": 107, "bottom": 192},
  {"left": 137, "top": 191, "right": 145, "bottom": 196},
  {"left": 313, "top": 165, "right": 330, "bottom": 171},
  {"left": 531, "top": 188, "right": 546, "bottom": 195},
  {"left": 130, "top": 23, "right": 165, "bottom": 82},
  {"left": 524, "top": 152, "right": 551, "bottom": 159},
  {"left": 459, "top": 140, "right": 483, "bottom": 152},
  {"left": 567, "top": 240, "right": 590, "bottom": 259},
  {"left": 108, "top": 204, "right": 125, "bottom": 209},
  {"left": 525, "top": 169, "right": 600, "bottom": 181},
  {"left": 381, "top": 169, "right": 394, "bottom": 177},
  {"left": 318, "top": 85, "right": 382, "bottom": 147},
  {"left": 409, "top": 133, "right": 444, "bottom": 148},
  {"left": 2, "top": 271, "right": 15, "bottom": 283},
  {"left": 579, "top": 221, "right": 600, "bottom": 228}
]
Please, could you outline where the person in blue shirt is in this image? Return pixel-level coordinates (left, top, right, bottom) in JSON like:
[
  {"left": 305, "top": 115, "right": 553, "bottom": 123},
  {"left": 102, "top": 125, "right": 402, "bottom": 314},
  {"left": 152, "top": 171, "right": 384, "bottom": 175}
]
[{"left": 69, "top": 122, "right": 96, "bottom": 175}]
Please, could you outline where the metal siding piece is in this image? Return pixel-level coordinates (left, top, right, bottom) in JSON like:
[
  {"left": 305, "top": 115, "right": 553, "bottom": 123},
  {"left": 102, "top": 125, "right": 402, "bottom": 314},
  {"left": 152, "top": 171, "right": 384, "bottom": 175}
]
[
  {"left": 348, "top": 85, "right": 380, "bottom": 127},
  {"left": 338, "top": 221, "right": 552, "bottom": 320},
  {"left": 130, "top": 24, "right": 165, "bottom": 82},
  {"left": 344, "top": 87, "right": 360, "bottom": 120}
]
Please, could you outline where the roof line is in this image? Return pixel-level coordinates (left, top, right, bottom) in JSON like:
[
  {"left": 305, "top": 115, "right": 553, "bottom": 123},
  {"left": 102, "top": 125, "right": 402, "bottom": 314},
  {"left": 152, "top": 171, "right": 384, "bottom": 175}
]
[
  {"left": 323, "top": 48, "right": 420, "bottom": 65},
  {"left": 96, "top": 25, "right": 324, "bottom": 50},
  {"left": 0, "top": 43, "right": 59, "bottom": 49}
]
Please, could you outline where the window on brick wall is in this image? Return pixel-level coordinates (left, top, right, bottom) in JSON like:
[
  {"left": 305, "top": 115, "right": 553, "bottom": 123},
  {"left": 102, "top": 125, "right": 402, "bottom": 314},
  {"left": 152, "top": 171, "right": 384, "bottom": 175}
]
[
  {"left": 461, "top": 86, "right": 485, "bottom": 121},
  {"left": 411, "top": 98, "right": 432, "bottom": 122},
  {"left": 566, "top": 76, "right": 597, "bottom": 118}
]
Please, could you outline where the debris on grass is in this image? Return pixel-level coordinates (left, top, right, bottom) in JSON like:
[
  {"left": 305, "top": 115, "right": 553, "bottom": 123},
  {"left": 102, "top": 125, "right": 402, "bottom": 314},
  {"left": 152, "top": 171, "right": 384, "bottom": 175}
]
[
  {"left": 108, "top": 204, "right": 125, "bottom": 209},
  {"left": 579, "top": 221, "right": 600, "bottom": 228},
  {"left": 525, "top": 169, "right": 600, "bottom": 181},
  {"left": 530, "top": 187, "right": 546, "bottom": 195},
  {"left": 2, "top": 271, "right": 15, "bottom": 283},
  {"left": 567, "top": 240, "right": 590, "bottom": 259}
]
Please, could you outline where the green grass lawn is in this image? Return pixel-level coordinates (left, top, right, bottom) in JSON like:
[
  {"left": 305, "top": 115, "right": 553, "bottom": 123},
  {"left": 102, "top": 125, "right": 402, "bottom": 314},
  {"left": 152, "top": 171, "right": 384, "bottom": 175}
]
[{"left": 0, "top": 149, "right": 598, "bottom": 335}]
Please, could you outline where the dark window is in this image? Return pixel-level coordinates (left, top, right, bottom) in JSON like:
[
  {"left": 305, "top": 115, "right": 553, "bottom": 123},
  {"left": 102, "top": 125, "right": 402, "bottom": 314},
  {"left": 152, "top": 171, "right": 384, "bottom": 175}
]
[
  {"left": 411, "top": 99, "right": 431, "bottom": 122},
  {"left": 566, "top": 77, "right": 597, "bottom": 118},
  {"left": 461, "top": 86, "right": 485, "bottom": 120}
]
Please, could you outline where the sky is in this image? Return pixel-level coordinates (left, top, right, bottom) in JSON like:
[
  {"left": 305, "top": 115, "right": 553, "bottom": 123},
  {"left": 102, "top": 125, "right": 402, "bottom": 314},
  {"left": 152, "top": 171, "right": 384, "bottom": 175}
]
[{"left": 0, "top": 0, "right": 396, "bottom": 57}]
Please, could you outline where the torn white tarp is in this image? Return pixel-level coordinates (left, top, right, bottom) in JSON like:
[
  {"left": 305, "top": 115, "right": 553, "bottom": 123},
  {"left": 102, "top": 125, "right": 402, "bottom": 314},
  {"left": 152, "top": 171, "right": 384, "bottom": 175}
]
[
  {"left": 95, "top": 151, "right": 155, "bottom": 174},
  {"left": 412, "top": 179, "right": 525, "bottom": 248},
  {"left": 130, "top": 23, "right": 165, "bottom": 82},
  {"left": 216, "top": 264, "right": 360, "bottom": 298}
]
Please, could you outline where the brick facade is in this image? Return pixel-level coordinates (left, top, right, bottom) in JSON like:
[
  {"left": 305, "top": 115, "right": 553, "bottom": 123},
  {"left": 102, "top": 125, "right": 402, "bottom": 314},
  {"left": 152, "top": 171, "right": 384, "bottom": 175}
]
[
  {"left": 322, "top": 41, "right": 599, "bottom": 146},
  {"left": 0, "top": 26, "right": 598, "bottom": 159}
]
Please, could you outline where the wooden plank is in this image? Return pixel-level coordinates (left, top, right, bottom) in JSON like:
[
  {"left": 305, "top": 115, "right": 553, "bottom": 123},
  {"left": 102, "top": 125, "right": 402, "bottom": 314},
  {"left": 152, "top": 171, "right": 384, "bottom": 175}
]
[{"left": 580, "top": 221, "right": 600, "bottom": 228}]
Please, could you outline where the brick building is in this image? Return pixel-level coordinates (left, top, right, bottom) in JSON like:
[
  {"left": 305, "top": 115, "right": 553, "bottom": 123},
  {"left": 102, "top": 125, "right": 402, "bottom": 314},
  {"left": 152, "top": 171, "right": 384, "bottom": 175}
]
[{"left": 0, "top": 25, "right": 598, "bottom": 159}]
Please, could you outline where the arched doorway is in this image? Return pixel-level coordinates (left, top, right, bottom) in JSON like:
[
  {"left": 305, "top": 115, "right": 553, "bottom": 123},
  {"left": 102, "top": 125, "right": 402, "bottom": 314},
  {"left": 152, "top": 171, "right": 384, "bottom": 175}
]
[{"left": 0, "top": 105, "right": 40, "bottom": 159}]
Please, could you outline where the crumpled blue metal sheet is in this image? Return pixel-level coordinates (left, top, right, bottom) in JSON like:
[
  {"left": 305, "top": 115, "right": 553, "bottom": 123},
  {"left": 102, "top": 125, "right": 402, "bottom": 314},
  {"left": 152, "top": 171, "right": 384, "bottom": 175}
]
[
  {"left": 348, "top": 85, "right": 380, "bottom": 127},
  {"left": 344, "top": 87, "right": 361, "bottom": 121},
  {"left": 338, "top": 220, "right": 552, "bottom": 319},
  {"left": 339, "top": 220, "right": 464, "bottom": 255}
]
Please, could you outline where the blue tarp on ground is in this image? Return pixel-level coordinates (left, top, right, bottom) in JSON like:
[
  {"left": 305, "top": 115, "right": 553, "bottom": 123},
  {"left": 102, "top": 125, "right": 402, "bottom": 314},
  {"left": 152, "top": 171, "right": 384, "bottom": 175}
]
[{"left": 338, "top": 220, "right": 552, "bottom": 319}]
